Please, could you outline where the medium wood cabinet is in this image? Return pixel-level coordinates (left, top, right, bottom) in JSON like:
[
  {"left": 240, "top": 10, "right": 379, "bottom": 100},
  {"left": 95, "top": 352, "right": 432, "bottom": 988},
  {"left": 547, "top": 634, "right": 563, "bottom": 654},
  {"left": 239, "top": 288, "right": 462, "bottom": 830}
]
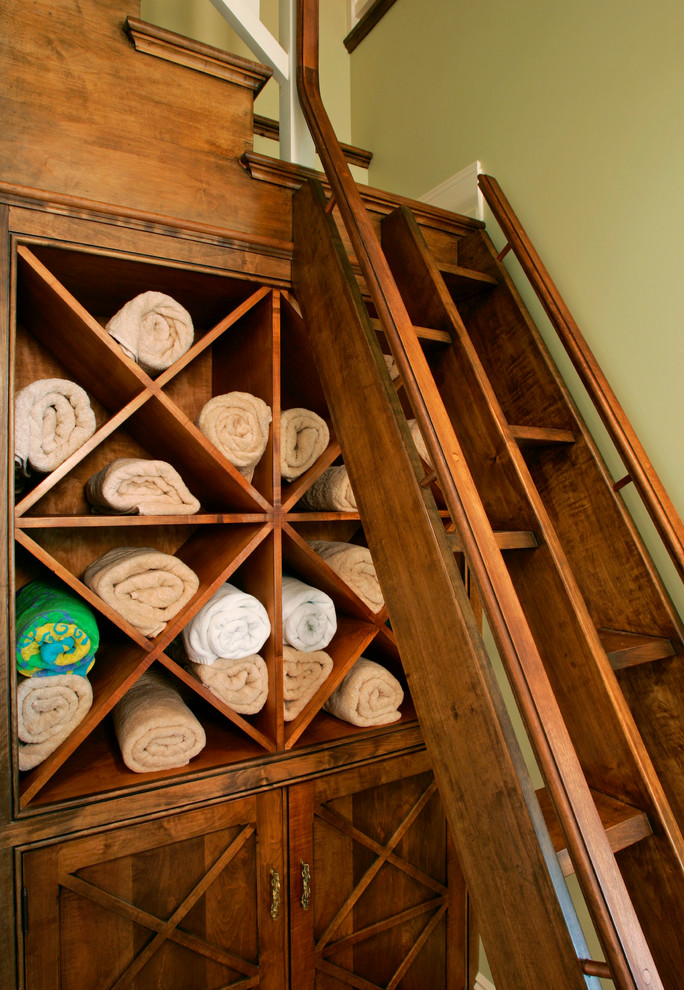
[
  {"left": 21, "top": 751, "right": 460, "bottom": 989},
  {"left": 4, "top": 200, "right": 467, "bottom": 989},
  {"left": 22, "top": 790, "right": 288, "bottom": 990}
]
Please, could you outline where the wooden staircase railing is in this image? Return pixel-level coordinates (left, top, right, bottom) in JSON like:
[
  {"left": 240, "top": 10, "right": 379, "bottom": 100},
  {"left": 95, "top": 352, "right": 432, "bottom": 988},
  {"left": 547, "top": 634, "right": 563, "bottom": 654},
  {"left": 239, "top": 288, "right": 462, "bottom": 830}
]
[
  {"left": 478, "top": 173, "right": 684, "bottom": 585},
  {"left": 295, "top": 2, "right": 682, "bottom": 988}
]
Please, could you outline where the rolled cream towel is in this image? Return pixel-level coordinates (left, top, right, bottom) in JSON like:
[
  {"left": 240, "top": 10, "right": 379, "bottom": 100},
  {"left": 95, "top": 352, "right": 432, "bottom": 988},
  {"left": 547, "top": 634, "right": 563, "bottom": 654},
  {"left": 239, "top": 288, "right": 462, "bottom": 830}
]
[
  {"left": 113, "top": 669, "right": 206, "bottom": 773},
  {"left": 298, "top": 465, "right": 357, "bottom": 512},
  {"left": 85, "top": 458, "right": 200, "bottom": 515},
  {"left": 282, "top": 576, "right": 336, "bottom": 652},
  {"left": 181, "top": 582, "right": 271, "bottom": 664},
  {"left": 281, "top": 408, "right": 329, "bottom": 481},
  {"left": 14, "top": 378, "right": 96, "bottom": 475},
  {"left": 324, "top": 657, "right": 404, "bottom": 727},
  {"left": 308, "top": 541, "right": 384, "bottom": 613},
  {"left": 407, "top": 419, "right": 431, "bottom": 465},
  {"left": 283, "top": 646, "right": 332, "bottom": 721},
  {"left": 197, "top": 392, "right": 272, "bottom": 481},
  {"left": 17, "top": 673, "right": 93, "bottom": 771},
  {"left": 186, "top": 654, "right": 268, "bottom": 715},
  {"left": 105, "top": 291, "right": 194, "bottom": 374},
  {"left": 384, "top": 353, "right": 399, "bottom": 380},
  {"left": 83, "top": 547, "right": 199, "bottom": 638}
]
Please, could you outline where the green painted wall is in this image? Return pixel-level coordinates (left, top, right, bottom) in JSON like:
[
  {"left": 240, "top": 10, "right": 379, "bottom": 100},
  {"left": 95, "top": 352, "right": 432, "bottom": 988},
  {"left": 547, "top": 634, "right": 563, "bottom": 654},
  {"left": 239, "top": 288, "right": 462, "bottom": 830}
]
[{"left": 350, "top": 0, "right": 684, "bottom": 617}]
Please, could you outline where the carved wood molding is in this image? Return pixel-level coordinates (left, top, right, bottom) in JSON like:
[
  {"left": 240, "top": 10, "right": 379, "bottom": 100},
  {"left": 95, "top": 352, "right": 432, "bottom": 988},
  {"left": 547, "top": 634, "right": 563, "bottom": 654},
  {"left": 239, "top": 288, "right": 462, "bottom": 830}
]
[
  {"left": 126, "top": 17, "right": 272, "bottom": 93},
  {"left": 241, "top": 153, "right": 483, "bottom": 235}
]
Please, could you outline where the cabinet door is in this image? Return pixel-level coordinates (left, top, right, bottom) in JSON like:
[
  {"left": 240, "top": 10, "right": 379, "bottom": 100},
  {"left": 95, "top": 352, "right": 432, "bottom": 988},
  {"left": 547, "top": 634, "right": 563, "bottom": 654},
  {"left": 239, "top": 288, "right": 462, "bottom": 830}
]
[
  {"left": 289, "top": 751, "right": 467, "bottom": 990},
  {"left": 22, "top": 790, "right": 288, "bottom": 990}
]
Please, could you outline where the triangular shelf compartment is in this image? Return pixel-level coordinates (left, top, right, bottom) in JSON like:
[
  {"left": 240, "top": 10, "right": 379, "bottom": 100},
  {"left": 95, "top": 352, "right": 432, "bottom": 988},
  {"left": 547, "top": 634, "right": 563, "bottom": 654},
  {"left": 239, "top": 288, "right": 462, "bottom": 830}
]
[{"left": 163, "top": 289, "right": 278, "bottom": 507}]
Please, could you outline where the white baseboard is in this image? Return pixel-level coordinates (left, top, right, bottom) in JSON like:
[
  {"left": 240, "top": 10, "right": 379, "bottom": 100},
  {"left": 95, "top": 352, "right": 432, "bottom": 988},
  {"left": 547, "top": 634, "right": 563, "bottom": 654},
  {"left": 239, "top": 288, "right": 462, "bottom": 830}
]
[
  {"left": 474, "top": 973, "right": 496, "bottom": 990},
  {"left": 419, "top": 160, "right": 484, "bottom": 220}
]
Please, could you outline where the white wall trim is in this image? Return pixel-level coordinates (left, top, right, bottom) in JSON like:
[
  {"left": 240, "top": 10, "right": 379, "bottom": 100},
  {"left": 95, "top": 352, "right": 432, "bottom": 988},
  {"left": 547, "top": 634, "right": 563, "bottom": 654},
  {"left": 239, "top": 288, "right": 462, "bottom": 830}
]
[
  {"left": 474, "top": 973, "right": 496, "bottom": 990},
  {"left": 419, "top": 160, "right": 484, "bottom": 221}
]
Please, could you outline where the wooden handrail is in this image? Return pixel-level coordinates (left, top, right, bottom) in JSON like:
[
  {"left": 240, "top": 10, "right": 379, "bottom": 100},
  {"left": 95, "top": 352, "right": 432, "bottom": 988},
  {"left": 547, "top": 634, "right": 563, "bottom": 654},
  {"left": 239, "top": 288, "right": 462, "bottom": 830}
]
[
  {"left": 478, "top": 173, "right": 684, "bottom": 584},
  {"left": 296, "top": 3, "right": 664, "bottom": 987}
]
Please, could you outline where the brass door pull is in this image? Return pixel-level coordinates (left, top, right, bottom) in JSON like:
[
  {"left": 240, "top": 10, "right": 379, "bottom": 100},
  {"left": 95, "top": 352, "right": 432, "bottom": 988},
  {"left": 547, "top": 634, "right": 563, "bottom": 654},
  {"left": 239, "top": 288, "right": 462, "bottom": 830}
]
[
  {"left": 270, "top": 868, "right": 281, "bottom": 920},
  {"left": 300, "top": 860, "right": 311, "bottom": 911}
]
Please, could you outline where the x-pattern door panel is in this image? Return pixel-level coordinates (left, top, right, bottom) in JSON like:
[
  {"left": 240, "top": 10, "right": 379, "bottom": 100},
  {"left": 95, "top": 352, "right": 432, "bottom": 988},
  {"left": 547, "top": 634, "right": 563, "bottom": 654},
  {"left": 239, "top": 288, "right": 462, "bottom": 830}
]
[
  {"left": 289, "top": 752, "right": 463, "bottom": 990},
  {"left": 23, "top": 792, "right": 287, "bottom": 990}
]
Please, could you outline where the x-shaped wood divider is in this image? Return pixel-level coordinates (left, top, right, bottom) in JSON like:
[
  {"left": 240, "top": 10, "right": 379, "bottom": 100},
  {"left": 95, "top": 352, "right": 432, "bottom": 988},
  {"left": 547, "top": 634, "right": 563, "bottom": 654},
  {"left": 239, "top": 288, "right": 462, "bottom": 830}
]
[
  {"left": 312, "top": 779, "right": 449, "bottom": 990},
  {"left": 58, "top": 824, "right": 258, "bottom": 990}
]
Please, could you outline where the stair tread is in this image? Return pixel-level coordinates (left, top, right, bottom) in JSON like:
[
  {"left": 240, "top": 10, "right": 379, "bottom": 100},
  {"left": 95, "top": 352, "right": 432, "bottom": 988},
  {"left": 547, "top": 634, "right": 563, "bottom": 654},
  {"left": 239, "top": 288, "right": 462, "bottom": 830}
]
[
  {"left": 370, "top": 317, "right": 451, "bottom": 345},
  {"left": 599, "top": 628, "right": 677, "bottom": 670},
  {"left": 536, "top": 786, "right": 652, "bottom": 877},
  {"left": 447, "top": 529, "right": 538, "bottom": 551},
  {"left": 510, "top": 424, "right": 576, "bottom": 447},
  {"left": 438, "top": 261, "right": 498, "bottom": 299}
]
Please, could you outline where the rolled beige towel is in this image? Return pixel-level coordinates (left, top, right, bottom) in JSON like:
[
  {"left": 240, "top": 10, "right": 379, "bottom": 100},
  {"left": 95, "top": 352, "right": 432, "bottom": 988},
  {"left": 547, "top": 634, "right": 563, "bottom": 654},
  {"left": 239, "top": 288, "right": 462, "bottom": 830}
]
[
  {"left": 196, "top": 392, "right": 271, "bottom": 481},
  {"left": 85, "top": 458, "right": 200, "bottom": 515},
  {"left": 308, "top": 540, "right": 384, "bottom": 613},
  {"left": 83, "top": 547, "right": 199, "bottom": 638},
  {"left": 283, "top": 646, "right": 332, "bottom": 721},
  {"left": 105, "top": 291, "right": 194, "bottom": 375},
  {"left": 17, "top": 673, "right": 93, "bottom": 771},
  {"left": 14, "top": 378, "right": 96, "bottom": 475},
  {"left": 407, "top": 419, "right": 430, "bottom": 465},
  {"left": 298, "top": 465, "right": 357, "bottom": 512},
  {"left": 281, "top": 408, "right": 329, "bottom": 481},
  {"left": 323, "top": 658, "right": 404, "bottom": 727},
  {"left": 113, "top": 669, "right": 206, "bottom": 773},
  {"left": 282, "top": 576, "right": 337, "bottom": 652},
  {"left": 186, "top": 654, "right": 268, "bottom": 715}
]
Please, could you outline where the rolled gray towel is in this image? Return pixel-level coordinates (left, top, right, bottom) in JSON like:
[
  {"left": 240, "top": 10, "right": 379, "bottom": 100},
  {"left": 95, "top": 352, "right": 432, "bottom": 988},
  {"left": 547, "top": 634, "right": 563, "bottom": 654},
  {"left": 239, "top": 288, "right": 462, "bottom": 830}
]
[{"left": 298, "top": 466, "right": 357, "bottom": 512}]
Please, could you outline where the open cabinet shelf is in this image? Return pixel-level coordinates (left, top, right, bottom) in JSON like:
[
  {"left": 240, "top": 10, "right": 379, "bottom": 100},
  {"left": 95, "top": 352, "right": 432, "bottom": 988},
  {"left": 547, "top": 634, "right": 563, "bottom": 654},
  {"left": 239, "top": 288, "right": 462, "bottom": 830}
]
[{"left": 12, "top": 238, "right": 417, "bottom": 812}]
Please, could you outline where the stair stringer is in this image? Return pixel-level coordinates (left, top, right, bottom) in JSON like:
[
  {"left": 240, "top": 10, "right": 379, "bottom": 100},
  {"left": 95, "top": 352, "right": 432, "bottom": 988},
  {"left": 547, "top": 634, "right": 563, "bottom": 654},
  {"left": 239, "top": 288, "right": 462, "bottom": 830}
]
[{"left": 293, "top": 176, "right": 624, "bottom": 990}]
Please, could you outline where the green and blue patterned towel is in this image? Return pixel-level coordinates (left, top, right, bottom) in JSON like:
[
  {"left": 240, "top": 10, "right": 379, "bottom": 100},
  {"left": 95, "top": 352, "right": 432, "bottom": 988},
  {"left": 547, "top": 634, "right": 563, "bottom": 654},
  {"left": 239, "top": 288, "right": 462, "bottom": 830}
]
[{"left": 16, "top": 581, "right": 99, "bottom": 677}]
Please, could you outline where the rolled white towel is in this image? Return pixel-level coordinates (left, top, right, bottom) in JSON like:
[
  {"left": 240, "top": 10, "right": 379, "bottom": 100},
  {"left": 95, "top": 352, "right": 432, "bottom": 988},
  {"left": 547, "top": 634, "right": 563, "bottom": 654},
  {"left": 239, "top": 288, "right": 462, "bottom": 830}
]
[
  {"left": 83, "top": 547, "right": 199, "bottom": 638},
  {"left": 113, "top": 669, "right": 206, "bottom": 773},
  {"left": 196, "top": 391, "right": 272, "bottom": 481},
  {"left": 181, "top": 582, "right": 271, "bottom": 665},
  {"left": 17, "top": 673, "right": 93, "bottom": 771},
  {"left": 324, "top": 658, "right": 404, "bottom": 727},
  {"left": 85, "top": 458, "right": 200, "bottom": 515},
  {"left": 186, "top": 653, "right": 268, "bottom": 715},
  {"left": 105, "top": 291, "right": 194, "bottom": 375},
  {"left": 283, "top": 646, "right": 332, "bottom": 721},
  {"left": 14, "top": 378, "right": 96, "bottom": 475},
  {"left": 282, "top": 575, "right": 336, "bottom": 652},
  {"left": 298, "top": 465, "right": 357, "bottom": 512},
  {"left": 281, "top": 408, "right": 329, "bottom": 481},
  {"left": 308, "top": 540, "right": 384, "bottom": 613}
]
